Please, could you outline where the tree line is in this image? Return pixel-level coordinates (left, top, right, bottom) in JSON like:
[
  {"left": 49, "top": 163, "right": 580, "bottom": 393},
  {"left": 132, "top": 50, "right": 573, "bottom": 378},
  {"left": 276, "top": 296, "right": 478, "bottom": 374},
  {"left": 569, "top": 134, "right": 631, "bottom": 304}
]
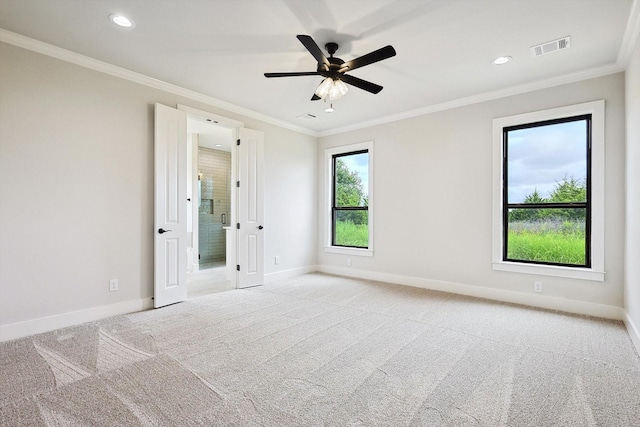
[
  {"left": 509, "top": 176, "right": 586, "bottom": 222},
  {"left": 335, "top": 159, "right": 368, "bottom": 225}
]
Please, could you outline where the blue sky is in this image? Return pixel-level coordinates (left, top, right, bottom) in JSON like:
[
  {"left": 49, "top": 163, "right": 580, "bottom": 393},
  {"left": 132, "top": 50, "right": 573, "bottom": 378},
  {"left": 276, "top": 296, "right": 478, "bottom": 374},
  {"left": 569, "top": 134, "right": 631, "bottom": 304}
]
[{"left": 507, "top": 120, "right": 587, "bottom": 203}]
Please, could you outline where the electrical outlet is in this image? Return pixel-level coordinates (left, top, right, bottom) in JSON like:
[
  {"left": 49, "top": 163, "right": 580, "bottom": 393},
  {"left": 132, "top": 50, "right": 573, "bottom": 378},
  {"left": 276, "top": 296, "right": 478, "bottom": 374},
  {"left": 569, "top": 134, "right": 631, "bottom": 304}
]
[
  {"left": 347, "top": 258, "right": 352, "bottom": 266},
  {"left": 275, "top": 256, "right": 280, "bottom": 265},
  {"left": 109, "top": 279, "right": 119, "bottom": 292},
  {"left": 534, "top": 281, "right": 543, "bottom": 293}
]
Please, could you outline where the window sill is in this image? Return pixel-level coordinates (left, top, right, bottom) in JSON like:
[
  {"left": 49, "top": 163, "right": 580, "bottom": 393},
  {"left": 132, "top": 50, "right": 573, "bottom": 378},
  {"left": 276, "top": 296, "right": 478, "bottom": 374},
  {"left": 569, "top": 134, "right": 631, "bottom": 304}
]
[
  {"left": 492, "top": 261, "right": 604, "bottom": 282},
  {"left": 324, "top": 246, "right": 374, "bottom": 257}
]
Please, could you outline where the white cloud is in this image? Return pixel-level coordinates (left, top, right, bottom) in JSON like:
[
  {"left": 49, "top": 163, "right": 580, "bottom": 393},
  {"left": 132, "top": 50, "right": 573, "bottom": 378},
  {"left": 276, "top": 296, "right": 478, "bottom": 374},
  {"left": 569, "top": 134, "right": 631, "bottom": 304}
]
[{"left": 507, "top": 119, "right": 587, "bottom": 203}]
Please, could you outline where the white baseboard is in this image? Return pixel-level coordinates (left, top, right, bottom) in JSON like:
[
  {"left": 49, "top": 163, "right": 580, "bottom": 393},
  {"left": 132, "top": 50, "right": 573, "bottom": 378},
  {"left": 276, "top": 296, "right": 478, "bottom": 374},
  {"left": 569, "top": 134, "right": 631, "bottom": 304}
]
[
  {"left": 625, "top": 313, "right": 640, "bottom": 357},
  {"left": 317, "top": 265, "right": 625, "bottom": 321},
  {"left": 3, "top": 267, "right": 631, "bottom": 346},
  {"left": 0, "top": 265, "right": 316, "bottom": 343},
  {"left": 265, "top": 265, "right": 319, "bottom": 284},
  {"left": 0, "top": 297, "right": 153, "bottom": 343}
]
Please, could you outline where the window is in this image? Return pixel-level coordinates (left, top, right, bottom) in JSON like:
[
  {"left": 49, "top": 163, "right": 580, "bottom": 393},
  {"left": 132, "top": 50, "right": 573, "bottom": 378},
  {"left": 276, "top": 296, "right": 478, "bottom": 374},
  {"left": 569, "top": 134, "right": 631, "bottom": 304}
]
[
  {"left": 325, "top": 142, "right": 373, "bottom": 256},
  {"left": 492, "top": 101, "right": 604, "bottom": 281},
  {"left": 503, "top": 115, "right": 591, "bottom": 267}
]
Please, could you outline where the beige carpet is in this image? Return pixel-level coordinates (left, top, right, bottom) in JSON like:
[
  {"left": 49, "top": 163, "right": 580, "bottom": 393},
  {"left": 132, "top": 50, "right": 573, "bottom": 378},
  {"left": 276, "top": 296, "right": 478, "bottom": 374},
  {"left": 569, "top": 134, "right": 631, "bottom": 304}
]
[{"left": 1, "top": 273, "right": 639, "bottom": 426}]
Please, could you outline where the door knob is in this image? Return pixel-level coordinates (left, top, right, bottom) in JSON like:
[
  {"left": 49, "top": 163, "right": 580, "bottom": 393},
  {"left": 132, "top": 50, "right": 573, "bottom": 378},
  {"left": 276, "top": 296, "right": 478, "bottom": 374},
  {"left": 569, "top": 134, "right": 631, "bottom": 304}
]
[
  {"left": 257, "top": 225, "right": 264, "bottom": 230},
  {"left": 158, "top": 228, "right": 172, "bottom": 234}
]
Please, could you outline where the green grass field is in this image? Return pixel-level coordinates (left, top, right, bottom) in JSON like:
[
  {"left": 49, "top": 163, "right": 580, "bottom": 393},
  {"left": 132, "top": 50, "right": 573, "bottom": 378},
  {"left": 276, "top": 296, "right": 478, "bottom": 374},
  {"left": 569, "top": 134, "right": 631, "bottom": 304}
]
[
  {"left": 335, "top": 219, "right": 585, "bottom": 264},
  {"left": 507, "top": 221, "right": 585, "bottom": 265},
  {"left": 335, "top": 221, "right": 368, "bottom": 247}
]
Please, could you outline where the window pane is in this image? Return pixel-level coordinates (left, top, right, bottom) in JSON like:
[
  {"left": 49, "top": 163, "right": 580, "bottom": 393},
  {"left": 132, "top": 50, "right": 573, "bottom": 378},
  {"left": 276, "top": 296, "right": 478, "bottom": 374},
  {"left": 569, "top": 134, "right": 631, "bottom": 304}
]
[
  {"left": 507, "top": 119, "right": 587, "bottom": 204},
  {"left": 335, "top": 152, "right": 368, "bottom": 207},
  {"left": 507, "top": 208, "right": 586, "bottom": 265},
  {"left": 334, "top": 210, "right": 368, "bottom": 247}
]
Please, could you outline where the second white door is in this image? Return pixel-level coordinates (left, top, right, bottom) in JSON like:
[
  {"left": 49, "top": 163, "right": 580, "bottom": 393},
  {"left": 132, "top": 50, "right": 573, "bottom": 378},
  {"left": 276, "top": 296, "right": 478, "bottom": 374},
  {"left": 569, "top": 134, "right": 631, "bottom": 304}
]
[{"left": 236, "top": 128, "right": 264, "bottom": 289}]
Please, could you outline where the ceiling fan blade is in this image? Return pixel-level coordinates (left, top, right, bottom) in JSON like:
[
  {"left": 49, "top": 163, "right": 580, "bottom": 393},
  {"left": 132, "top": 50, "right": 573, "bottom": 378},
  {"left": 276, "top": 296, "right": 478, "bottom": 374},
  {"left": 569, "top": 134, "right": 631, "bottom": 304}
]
[
  {"left": 264, "top": 71, "right": 323, "bottom": 78},
  {"left": 340, "top": 74, "right": 383, "bottom": 94},
  {"left": 340, "top": 45, "right": 396, "bottom": 72},
  {"left": 311, "top": 94, "right": 321, "bottom": 101},
  {"left": 297, "top": 35, "right": 330, "bottom": 69}
]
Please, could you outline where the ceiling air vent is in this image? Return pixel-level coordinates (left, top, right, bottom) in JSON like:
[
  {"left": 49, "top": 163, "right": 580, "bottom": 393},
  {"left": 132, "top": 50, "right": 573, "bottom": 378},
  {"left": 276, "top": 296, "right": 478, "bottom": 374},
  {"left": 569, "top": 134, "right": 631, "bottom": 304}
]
[
  {"left": 297, "top": 113, "right": 317, "bottom": 120},
  {"left": 530, "top": 36, "right": 571, "bottom": 57}
]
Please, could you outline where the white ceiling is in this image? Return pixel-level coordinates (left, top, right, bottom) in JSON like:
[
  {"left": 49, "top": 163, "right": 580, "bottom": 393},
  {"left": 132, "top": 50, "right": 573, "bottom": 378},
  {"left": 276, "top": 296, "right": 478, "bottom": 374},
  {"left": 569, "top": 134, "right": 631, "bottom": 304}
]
[{"left": 0, "top": 0, "right": 637, "bottom": 135}]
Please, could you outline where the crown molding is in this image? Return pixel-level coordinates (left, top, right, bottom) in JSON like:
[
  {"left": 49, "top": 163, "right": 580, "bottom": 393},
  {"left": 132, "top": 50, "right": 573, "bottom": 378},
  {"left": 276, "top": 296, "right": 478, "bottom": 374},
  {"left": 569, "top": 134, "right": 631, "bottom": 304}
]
[
  {"left": 0, "top": 29, "right": 319, "bottom": 138},
  {"left": 320, "top": 0, "right": 638, "bottom": 137},
  {"left": 318, "top": 62, "right": 624, "bottom": 137},
  {"left": 2, "top": 22, "right": 636, "bottom": 141}
]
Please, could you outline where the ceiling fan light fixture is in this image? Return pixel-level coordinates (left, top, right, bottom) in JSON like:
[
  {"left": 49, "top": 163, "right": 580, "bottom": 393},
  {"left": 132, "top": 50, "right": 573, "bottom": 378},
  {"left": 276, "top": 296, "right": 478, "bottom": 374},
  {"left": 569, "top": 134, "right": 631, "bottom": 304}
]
[
  {"left": 314, "top": 77, "right": 333, "bottom": 99},
  {"left": 315, "top": 77, "right": 348, "bottom": 101},
  {"left": 331, "top": 79, "right": 348, "bottom": 99}
]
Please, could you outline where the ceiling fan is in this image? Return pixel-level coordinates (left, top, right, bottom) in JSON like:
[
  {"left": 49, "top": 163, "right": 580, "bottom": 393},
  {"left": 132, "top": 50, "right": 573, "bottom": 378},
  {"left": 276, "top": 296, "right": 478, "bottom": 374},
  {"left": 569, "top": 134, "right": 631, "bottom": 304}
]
[{"left": 264, "top": 35, "right": 396, "bottom": 101}]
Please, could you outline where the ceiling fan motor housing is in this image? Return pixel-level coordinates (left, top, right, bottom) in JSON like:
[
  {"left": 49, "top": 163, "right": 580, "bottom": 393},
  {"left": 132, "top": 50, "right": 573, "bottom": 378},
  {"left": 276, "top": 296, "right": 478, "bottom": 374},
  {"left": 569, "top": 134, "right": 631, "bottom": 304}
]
[
  {"left": 317, "top": 43, "right": 344, "bottom": 74},
  {"left": 325, "top": 42, "right": 339, "bottom": 56}
]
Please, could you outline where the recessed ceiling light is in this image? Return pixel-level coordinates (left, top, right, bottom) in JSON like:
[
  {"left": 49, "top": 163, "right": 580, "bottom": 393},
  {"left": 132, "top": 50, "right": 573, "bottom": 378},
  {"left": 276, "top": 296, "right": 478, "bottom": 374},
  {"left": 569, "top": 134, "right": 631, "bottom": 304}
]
[
  {"left": 492, "top": 56, "right": 512, "bottom": 65},
  {"left": 215, "top": 144, "right": 223, "bottom": 147},
  {"left": 109, "top": 14, "right": 134, "bottom": 28}
]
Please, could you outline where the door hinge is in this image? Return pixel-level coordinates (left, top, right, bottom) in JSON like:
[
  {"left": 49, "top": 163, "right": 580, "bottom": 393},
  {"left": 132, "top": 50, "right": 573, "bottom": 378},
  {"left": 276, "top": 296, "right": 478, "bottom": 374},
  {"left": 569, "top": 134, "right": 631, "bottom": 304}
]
[
  {"left": 236, "top": 223, "right": 240, "bottom": 229},
  {"left": 236, "top": 265, "right": 240, "bottom": 271},
  {"left": 236, "top": 181, "right": 240, "bottom": 188},
  {"left": 198, "top": 254, "right": 200, "bottom": 259},
  {"left": 236, "top": 139, "right": 240, "bottom": 146}
]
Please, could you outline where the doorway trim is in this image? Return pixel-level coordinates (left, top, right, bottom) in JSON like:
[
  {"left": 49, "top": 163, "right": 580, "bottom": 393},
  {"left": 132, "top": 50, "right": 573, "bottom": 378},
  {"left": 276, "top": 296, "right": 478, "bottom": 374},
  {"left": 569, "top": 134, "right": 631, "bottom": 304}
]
[
  {"left": 178, "top": 104, "right": 244, "bottom": 289},
  {"left": 178, "top": 104, "right": 244, "bottom": 129}
]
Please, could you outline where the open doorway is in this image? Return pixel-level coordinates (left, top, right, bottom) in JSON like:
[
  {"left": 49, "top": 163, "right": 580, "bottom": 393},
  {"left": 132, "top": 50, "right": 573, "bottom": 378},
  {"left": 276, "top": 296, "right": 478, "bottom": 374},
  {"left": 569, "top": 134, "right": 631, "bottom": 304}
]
[
  {"left": 186, "top": 115, "right": 235, "bottom": 298},
  {"left": 154, "top": 104, "right": 263, "bottom": 307}
]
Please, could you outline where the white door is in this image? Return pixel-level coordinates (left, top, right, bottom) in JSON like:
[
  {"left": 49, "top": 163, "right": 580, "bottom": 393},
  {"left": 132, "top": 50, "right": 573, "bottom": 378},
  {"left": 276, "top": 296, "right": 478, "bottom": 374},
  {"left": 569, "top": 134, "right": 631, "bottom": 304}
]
[
  {"left": 236, "top": 128, "right": 264, "bottom": 288},
  {"left": 154, "top": 103, "right": 188, "bottom": 307}
]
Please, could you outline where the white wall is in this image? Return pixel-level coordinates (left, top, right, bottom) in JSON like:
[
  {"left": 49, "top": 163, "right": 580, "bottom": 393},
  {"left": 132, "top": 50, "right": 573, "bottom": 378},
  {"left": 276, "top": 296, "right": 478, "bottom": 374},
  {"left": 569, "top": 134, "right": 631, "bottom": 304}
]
[
  {"left": 0, "top": 35, "right": 633, "bottom": 342},
  {"left": 318, "top": 73, "right": 626, "bottom": 316},
  {"left": 625, "top": 34, "right": 640, "bottom": 350},
  {"left": 0, "top": 42, "right": 317, "bottom": 339},
  {"left": 260, "top": 122, "right": 317, "bottom": 280}
]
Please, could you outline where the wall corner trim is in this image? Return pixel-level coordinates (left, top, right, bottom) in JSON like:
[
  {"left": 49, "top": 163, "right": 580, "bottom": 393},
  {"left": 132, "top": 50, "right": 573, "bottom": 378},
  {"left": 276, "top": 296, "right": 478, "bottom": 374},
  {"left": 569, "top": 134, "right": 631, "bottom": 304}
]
[
  {"left": 0, "top": 297, "right": 153, "bottom": 343},
  {"left": 625, "top": 312, "right": 640, "bottom": 357},
  {"left": 617, "top": 0, "right": 640, "bottom": 67}
]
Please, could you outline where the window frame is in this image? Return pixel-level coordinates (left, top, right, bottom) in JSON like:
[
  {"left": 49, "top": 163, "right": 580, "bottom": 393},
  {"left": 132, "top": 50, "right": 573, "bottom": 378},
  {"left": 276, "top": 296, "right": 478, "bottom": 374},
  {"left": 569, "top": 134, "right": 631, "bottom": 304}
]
[
  {"left": 332, "top": 149, "right": 369, "bottom": 248},
  {"left": 502, "top": 114, "right": 592, "bottom": 268},
  {"left": 325, "top": 141, "right": 374, "bottom": 257},
  {"left": 492, "top": 100, "right": 605, "bottom": 281}
]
